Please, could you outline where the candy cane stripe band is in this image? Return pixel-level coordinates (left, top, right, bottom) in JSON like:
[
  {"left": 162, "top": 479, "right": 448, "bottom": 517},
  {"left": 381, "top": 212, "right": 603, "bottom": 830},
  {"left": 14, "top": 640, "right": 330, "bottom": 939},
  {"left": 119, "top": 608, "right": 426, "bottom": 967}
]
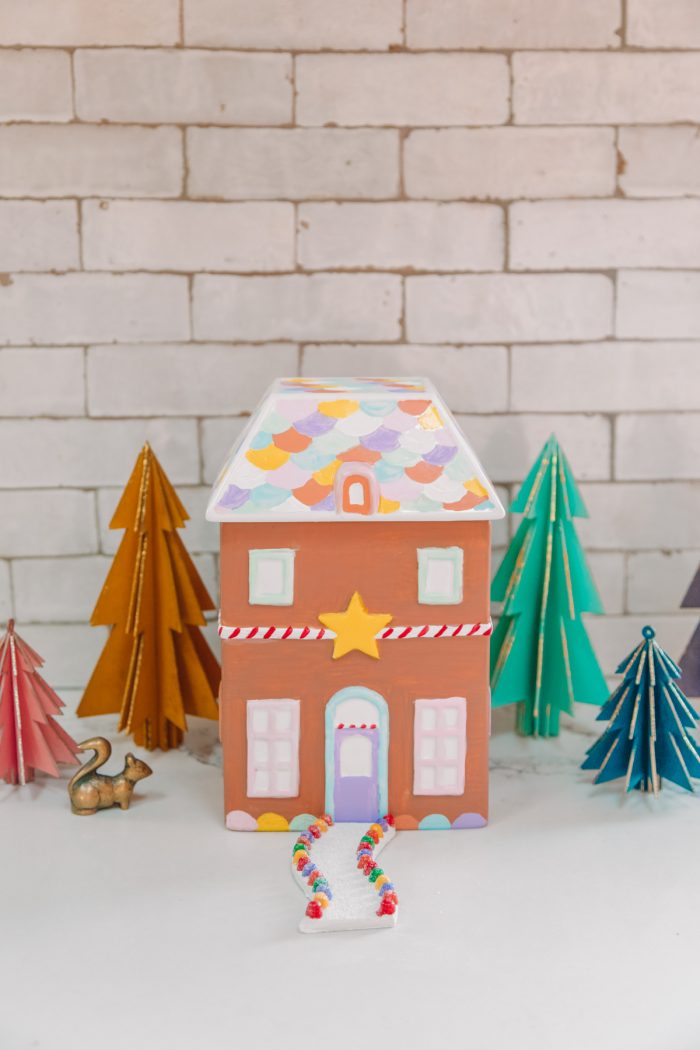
[{"left": 218, "top": 621, "right": 492, "bottom": 640}]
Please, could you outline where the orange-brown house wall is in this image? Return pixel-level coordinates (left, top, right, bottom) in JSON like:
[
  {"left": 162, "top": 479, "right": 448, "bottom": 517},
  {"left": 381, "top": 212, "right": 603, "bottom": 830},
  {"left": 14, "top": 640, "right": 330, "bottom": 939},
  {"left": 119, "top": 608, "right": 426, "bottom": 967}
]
[{"left": 219, "top": 520, "right": 491, "bottom": 826}]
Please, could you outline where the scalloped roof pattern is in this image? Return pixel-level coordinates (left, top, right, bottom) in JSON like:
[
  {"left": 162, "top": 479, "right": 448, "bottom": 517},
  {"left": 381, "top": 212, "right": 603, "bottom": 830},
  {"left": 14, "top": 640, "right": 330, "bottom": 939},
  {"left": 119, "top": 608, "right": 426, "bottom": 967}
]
[{"left": 206, "top": 378, "right": 504, "bottom": 522}]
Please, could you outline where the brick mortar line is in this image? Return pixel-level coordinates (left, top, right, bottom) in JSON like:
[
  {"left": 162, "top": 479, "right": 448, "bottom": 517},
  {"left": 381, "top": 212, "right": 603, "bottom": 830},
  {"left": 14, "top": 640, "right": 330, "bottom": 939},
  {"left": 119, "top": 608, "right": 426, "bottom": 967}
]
[
  {"left": 9, "top": 193, "right": 700, "bottom": 206},
  {"left": 12, "top": 612, "right": 693, "bottom": 627},
  {"left": 6, "top": 45, "right": 700, "bottom": 54},
  {"left": 14, "top": 410, "right": 700, "bottom": 420},
  {"left": 195, "top": 417, "right": 205, "bottom": 486},
  {"left": 291, "top": 52, "right": 298, "bottom": 125},
  {"left": 4, "top": 337, "right": 700, "bottom": 347},
  {"left": 4, "top": 339, "right": 699, "bottom": 350},
  {"left": 67, "top": 48, "right": 77, "bottom": 121},
  {"left": 6, "top": 545, "right": 700, "bottom": 560},
  {"left": 80, "top": 345, "right": 88, "bottom": 416},
  {"left": 620, "top": 0, "right": 629, "bottom": 48},
  {"left": 181, "top": 124, "right": 190, "bottom": 196},
  {"left": 2, "top": 475, "right": 700, "bottom": 485},
  {"left": 5, "top": 121, "right": 700, "bottom": 131},
  {"left": 6, "top": 266, "right": 700, "bottom": 278},
  {"left": 75, "top": 198, "right": 84, "bottom": 269},
  {"left": 0, "top": 266, "right": 680, "bottom": 276}
]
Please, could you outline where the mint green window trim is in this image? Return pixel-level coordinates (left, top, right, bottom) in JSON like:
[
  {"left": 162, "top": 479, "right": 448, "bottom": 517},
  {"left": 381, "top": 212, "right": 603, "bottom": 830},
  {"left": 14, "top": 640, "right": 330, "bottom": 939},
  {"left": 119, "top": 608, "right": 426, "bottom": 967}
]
[
  {"left": 417, "top": 547, "right": 464, "bottom": 605},
  {"left": 248, "top": 549, "right": 295, "bottom": 606}
]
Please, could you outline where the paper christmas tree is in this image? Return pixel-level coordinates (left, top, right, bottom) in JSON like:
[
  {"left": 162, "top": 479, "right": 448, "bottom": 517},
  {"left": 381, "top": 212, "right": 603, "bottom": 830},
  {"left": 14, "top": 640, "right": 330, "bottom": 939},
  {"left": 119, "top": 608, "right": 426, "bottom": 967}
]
[
  {"left": 77, "top": 443, "right": 220, "bottom": 751},
  {"left": 0, "top": 620, "right": 79, "bottom": 784},
  {"left": 582, "top": 626, "right": 700, "bottom": 794},
  {"left": 679, "top": 563, "right": 700, "bottom": 697},
  {"left": 490, "top": 434, "right": 608, "bottom": 736}
]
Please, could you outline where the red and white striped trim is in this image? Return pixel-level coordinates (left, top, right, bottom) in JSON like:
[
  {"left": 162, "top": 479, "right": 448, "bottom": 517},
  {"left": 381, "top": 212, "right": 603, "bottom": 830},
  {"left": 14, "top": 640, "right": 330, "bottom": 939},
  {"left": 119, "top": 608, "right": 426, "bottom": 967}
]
[{"left": 218, "top": 621, "right": 492, "bottom": 641}]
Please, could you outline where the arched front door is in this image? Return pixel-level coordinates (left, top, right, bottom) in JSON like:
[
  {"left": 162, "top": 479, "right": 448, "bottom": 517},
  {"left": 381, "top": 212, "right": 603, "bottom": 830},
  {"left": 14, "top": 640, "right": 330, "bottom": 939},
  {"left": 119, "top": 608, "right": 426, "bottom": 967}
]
[{"left": 325, "top": 687, "right": 388, "bottom": 822}]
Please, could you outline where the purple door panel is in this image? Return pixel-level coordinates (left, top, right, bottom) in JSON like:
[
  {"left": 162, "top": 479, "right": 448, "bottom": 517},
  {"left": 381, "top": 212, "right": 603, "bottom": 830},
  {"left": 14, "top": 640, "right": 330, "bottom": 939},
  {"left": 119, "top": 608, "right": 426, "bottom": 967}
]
[{"left": 333, "top": 727, "right": 379, "bottom": 823}]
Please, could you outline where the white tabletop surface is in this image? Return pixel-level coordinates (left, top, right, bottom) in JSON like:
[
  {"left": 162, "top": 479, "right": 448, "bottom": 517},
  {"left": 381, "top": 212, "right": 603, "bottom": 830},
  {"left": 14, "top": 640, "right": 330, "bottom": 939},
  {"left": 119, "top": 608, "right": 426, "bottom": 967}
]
[{"left": 2, "top": 706, "right": 699, "bottom": 1050}]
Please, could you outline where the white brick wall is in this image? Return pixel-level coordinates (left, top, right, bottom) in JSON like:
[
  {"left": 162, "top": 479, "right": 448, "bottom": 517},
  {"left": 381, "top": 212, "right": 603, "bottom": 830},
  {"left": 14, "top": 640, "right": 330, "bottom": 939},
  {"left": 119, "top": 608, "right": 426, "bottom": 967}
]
[
  {"left": 74, "top": 50, "right": 293, "bottom": 126},
  {"left": 406, "top": 275, "right": 613, "bottom": 342},
  {"left": 627, "top": 0, "right": 700, "bottom": 48},
  {"left": 406, "top": 0, "right": 622, "bottom": 49},
  {"left": 510, "top": 200, "right": 700, "bottom": 269},
  {"left": 297, "top": 203, "right": 503, "bottom": 271},
  {"left": 0, "top": 201, "right": 79, "bottom": 272},
  {"left": 404, "top": 128, "right": 616, "bottom": 199},
  {"left": 0, "top": 2, "right": 697, "bottom": 690},
  {"left": 0, "top": 50, "right": 73, "bottom": 121},
  {"left": 187, "top": 128, "right": 399, "bottom": 200},
  {"left": 296, "top": 54, "right": 509, "bottom": 127},
  {"left": 0, "top": 125, "right": 183, "bottom": 198},
  {"left": 82, "top": 201, "right": 295, "bottom": 272},
  {"left": 619, "top": 127, "right": 700, "bottom": 198},
  {"left": 513, "top": 53, "right": 700, "bottom": 124}
]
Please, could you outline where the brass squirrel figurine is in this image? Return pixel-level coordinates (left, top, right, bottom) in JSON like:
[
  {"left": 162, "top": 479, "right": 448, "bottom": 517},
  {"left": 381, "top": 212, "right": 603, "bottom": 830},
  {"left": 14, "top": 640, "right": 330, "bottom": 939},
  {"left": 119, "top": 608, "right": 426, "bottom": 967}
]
[{"left": 68, "top": 737, "right": 152, "bottom": 815}]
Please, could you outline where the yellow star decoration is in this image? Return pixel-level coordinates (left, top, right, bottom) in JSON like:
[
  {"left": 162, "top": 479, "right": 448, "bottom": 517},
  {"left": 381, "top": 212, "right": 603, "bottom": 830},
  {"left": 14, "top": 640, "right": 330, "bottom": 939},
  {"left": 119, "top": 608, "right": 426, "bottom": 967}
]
[{"left": 318, "top": 592, "right": 393, "bottom": 660}]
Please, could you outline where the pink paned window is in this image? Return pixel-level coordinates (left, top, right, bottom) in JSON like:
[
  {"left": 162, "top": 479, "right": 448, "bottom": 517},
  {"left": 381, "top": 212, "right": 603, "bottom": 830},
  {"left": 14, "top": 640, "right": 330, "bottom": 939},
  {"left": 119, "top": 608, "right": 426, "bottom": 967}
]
[
  {"left": 246, "top": 699, "right": 300, "bottom": 798},
  {"left": 413, "top": 697, "right": 467, "bottom": 796}
]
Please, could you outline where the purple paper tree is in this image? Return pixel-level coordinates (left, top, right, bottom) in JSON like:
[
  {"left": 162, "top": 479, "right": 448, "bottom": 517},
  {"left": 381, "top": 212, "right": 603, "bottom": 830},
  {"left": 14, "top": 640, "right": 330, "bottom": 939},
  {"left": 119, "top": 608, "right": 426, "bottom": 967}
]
[{"left": 679, "top": 564, "right": 700, "bottom": 697}]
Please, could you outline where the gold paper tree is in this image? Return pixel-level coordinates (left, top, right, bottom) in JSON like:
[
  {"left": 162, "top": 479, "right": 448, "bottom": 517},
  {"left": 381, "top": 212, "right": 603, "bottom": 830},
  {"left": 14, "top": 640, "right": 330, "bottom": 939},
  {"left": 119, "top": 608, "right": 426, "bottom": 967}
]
[{"left": 77, "top": 444, "right": 220, "bottom": 750}]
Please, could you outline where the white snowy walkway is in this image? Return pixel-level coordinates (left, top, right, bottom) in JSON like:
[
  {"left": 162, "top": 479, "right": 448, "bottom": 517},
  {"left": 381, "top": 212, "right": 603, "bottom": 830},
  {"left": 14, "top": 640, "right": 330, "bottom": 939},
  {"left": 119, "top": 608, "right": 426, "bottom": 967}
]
[{"left": 293, "top": 821, "right": 398, "bottom": 933}]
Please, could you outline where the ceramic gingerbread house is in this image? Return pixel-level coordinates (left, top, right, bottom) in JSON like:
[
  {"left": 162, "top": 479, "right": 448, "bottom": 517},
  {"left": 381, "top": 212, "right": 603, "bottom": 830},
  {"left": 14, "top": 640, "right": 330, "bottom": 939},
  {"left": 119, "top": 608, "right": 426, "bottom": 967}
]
[{"left": 206, "top": 378, "right": 504, "bottom": 832}]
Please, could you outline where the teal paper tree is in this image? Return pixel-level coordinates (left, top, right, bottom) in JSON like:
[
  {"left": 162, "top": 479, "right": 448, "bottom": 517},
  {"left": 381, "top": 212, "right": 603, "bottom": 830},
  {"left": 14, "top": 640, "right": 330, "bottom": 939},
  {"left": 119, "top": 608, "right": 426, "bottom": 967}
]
[
  {"left": 490, "top": 435, "right": 608, "bottom": 736},
  {"left": 582, "top": 626, "right": 700, "bottom": 794}
]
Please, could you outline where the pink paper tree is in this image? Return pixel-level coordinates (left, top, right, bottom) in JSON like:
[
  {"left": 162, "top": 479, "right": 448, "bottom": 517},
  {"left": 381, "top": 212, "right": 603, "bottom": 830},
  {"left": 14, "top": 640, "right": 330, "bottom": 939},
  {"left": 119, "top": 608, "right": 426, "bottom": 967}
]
[{"left": 0, "top": 620, "right": 79, "bottom": 785}]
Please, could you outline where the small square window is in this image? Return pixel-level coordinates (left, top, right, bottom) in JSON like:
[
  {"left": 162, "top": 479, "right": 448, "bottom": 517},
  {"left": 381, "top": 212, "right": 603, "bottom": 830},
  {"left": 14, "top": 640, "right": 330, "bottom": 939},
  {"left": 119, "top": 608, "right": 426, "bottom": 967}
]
[
  {"left": 420, "top": 766, "right": 436, "bottom": 792},
  {"left": 421, "top": 706, "right": 437, "bottom": 731},
  {"left": 443, "top": 706, "right": 459, "bottom": 729},
  {"left": 249, "top": 549, "right": 295, "bottom": 606},
  {"left": 442, "top": 766, "right": 458, "bottom": 788},
  {"left": 253, "top": 739, "right": 269, "bottom": 763},
  {"left": 275, "top": 708, "right": 292, "bottom": 732},
  {"left": 253, "top": 770, "right": 269, "bottom": 793},
  {"left": 420, "top": 737, "right": 436, "bottom": 760},
  {"left": 417, "top": 547, "right": 463, "bottom": 605},
  {"left": 251, "top": 708, "right": 268, "bottom": 733},
  {"left": 443, "top": 736, "right": 458, "bottom": 760},
  {"left": 276, "top": 739, "right": 292, "bottom": 762}
]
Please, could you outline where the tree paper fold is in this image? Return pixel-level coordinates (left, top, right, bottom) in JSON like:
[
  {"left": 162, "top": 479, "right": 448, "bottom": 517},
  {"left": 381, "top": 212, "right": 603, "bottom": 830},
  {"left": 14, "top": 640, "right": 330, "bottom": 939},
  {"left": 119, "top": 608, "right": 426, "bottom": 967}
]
[
  {"left": 582, "top": 626, "right": 700, "bottom": 794},
  {"left": 77, "top": 444, "right": 220, "bottom": 751},
  {"left": 490, "top": 434, "right": 608, "bottom": 736},
  {"left": 0, "top": 620, "right": 79, "bottom": 784}
]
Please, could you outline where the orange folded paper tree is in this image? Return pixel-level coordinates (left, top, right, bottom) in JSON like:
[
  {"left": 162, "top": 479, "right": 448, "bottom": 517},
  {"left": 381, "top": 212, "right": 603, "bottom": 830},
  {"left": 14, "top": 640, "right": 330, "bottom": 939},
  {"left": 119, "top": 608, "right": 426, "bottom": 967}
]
[{"left": 77, "top": 443, "right": 220, "bottom": 750}]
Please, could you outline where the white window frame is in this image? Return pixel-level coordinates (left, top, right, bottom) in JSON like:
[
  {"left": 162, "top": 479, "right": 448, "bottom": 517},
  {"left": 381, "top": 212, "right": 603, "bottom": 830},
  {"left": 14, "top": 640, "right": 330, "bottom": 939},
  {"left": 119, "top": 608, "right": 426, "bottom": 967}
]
[
  {"left": 417, "top": 546, "right": 464, "bottom": 605},
  {"left": 248, "top": 548, "right": 295, "bottom": 606},
  {"left": 246, "top": 699, "right": 300, "bottom": 798},
  {"left": 413, "top": 697, "right": 467, "bottom": 796}
]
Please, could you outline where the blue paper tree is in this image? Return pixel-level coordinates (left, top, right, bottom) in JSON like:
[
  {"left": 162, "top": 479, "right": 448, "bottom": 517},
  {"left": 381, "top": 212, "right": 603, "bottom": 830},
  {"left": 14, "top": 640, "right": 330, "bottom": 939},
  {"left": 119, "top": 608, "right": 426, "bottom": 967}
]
[{"left": 582, "top": 625, "right": 700, "bottom": 794}]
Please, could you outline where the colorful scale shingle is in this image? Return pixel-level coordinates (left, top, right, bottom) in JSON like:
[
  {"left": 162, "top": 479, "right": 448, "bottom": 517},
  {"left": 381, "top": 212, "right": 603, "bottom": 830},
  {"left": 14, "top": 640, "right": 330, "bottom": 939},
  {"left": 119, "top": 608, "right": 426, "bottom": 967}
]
[{"left": 207, "top": 378, "right": 504, "bottom": 521}]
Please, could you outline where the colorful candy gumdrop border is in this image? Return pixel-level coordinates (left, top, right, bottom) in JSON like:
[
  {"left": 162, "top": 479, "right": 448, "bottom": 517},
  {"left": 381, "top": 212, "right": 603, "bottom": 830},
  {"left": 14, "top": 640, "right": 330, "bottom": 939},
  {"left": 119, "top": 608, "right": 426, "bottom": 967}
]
[
  {"left": 291, "top": 814, "right": 335, "bottom": 919},
  {"left": 356, "top": 815, "right": 399, "bottom": 918}
]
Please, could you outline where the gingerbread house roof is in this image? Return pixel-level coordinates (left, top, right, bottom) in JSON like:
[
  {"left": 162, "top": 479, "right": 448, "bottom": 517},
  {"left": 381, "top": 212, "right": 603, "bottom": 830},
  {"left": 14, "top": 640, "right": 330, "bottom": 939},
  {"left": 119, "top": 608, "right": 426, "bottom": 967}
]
[{"left": 206, "top": 378, "right": 504, "bottom": 523}]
